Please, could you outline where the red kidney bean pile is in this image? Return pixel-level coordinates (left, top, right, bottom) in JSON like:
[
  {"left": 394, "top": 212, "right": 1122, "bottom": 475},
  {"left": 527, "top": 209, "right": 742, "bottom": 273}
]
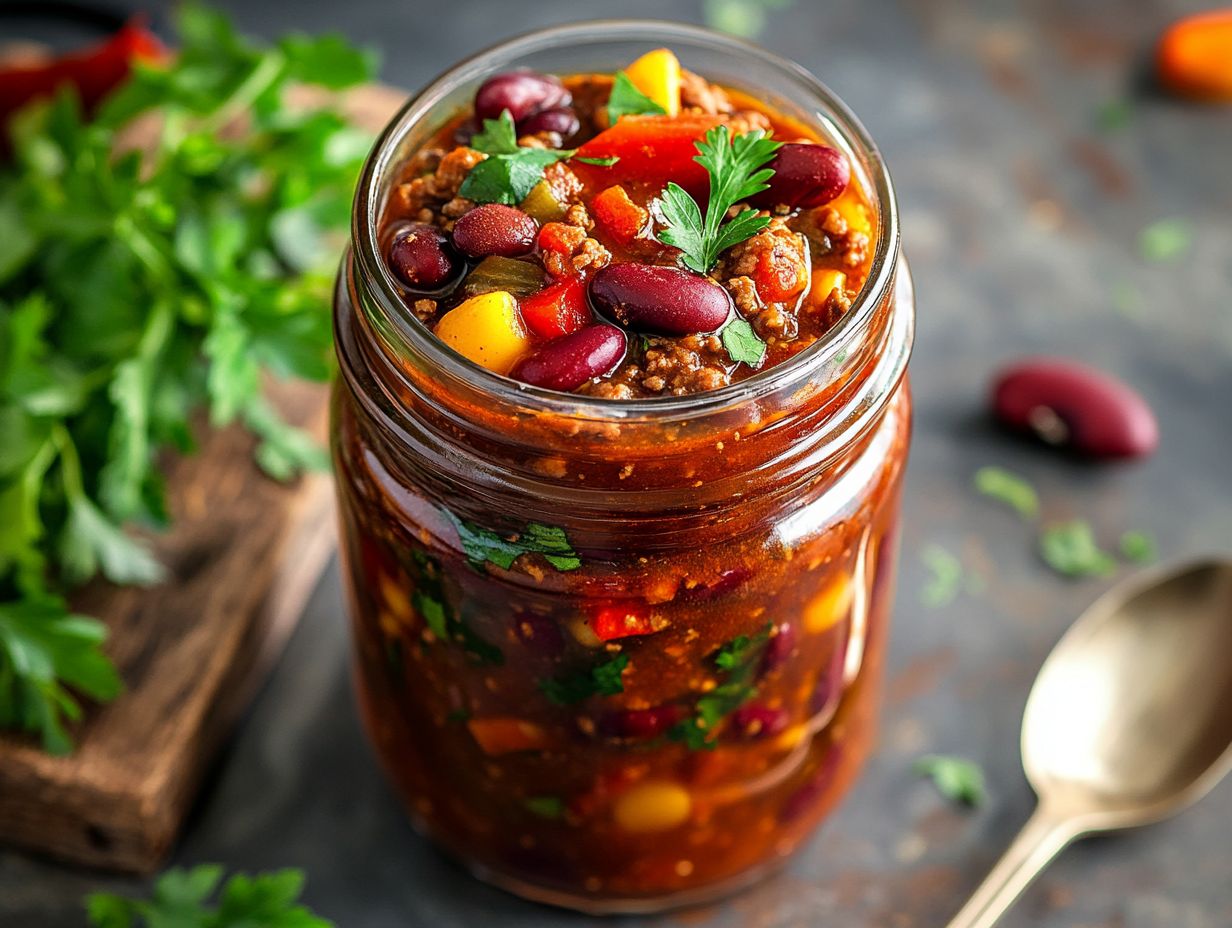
[{"left": 381, "top": 58, "right": 878, "bottom": 398}]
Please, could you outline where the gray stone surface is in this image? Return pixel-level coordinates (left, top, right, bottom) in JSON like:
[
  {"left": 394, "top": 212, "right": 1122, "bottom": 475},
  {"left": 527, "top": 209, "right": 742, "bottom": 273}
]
[{"left": 2, "top": 0, "right": 1230, "bottom": 925}]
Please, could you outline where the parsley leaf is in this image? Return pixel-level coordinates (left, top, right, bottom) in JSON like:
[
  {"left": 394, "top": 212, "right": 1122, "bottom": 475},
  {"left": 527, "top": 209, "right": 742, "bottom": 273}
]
[
  {"left": 973, "top": 466, "right": 1039, "bottom": 520},
  {"left": 914, "top": 754, "right": 986, "bottom": 806},
  {"left": 540, "top": 653, "right": 629, "bottom": 705},
  {"left": 446, "top": 510, "right": 581, "bottom": 572},
  {"left": 1138, "top": 218, "right": 1192, "bottom": 262},
  {"left": 671, "top": 624, "right": 770, "bottom": 749},
  {"left": 1039, "top": 520, "right": 1116, "bottom": 578},
  {"left": 657, "top": 126, "right": 781, "bottom": 273},
  {"left": 460, "top": 110, "right": 588, "bottom": 205},
  {"left": 920, "top": 544, "right": 964, "bottom": 608},
  {"left": 0, "top": 6, "right": 375, "bottom": 752},
  {"left": 0, "top": 599, "right": 122, "bottom": 755},
  {"left": 523, "top": 796, "right": 566, "bottom": 819},
  {"left": 607, "top": 71, "right": 666, "bottom": 121},
  {"left": 86, "top": 864, "right": 333, "bottom": 927},
  {"left": 720, "top": 317, "right": 767, "bottom": 366},
  {"left": 1119, "top": 529, "right": 1156, "bottom": 563}
]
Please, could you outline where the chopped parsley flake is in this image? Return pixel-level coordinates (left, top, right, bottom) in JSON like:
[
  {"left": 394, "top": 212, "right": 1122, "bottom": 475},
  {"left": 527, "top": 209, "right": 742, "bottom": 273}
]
[
  {"left": 920, "top": 544, "right": 964, "bottom": 608},
  {"left": 973, "top": 466, "right": 1039, "bottom": 520},
  {"left": 1039, "top": 520, "right": 1116, "bottom": 578},
  {"left": 523, "top": 795, "right": 566, "bottom": 819},
  {"left": 1119, "top": 529, "right": 1156, "bottom": 563},
  {"left": 540, "top": 653, "right": 629, "bottom": 705},
  {"left": 445, "top": 510, "right": 581, "bottom": 572},
  {"left": 720, "top": 317, "right": 767, "bottom": 366},
  {"left": 1138, "top": 218, "right": 1192, "bottom": 262},
  {"left": 914, "top": 754, "right": 986, "bottom": 806}
]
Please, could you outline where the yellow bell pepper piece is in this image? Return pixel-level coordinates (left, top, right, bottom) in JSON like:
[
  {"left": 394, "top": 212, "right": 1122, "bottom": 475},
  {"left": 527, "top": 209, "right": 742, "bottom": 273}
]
[
  {"left": 809, "top": 269, "right": 847, "bottom": 305},
  {"left": 434, "top": 290, "right": 530, "bottom": 374},
  {"left": 803, "top": 572, "right": 853, "bottom": 635},
  {"left": 830, "top": 186, "right": 873, "bottom": 239},
  {"left": 624, "top": 48, "right": 681, "bottom": 117}
]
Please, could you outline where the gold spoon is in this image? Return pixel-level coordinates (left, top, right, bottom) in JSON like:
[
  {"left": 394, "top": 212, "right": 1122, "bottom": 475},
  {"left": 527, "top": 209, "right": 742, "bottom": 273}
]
[{"left": 946, "top": 558, "right": 1232, "bottom": 928}]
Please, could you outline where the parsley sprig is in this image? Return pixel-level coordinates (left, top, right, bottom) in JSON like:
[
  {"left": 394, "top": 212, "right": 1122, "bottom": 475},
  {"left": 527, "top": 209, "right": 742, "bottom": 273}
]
[
  {"left": 446, "top": 509, "right": 581, "bottom": 572},
  {"left": 657, "top": 126, "right": 781, "bottom": 274},
  {"left": 914, "top": 754, "right": 986, "bottom": 806},
  {"left": 87, "top": 864, "right": 332, "bottom": 927},
  {"left": 459, "top": 110, "right": 616, "bottom": 205},
  {"left": 0, "top": 5, "right": 375, "bottom": 753}
]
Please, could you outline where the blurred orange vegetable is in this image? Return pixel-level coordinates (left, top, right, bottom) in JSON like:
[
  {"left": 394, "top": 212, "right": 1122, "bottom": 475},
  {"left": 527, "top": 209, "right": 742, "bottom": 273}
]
[{"left": 1157, "top": 10, "right": 1232, "bottom": 101}]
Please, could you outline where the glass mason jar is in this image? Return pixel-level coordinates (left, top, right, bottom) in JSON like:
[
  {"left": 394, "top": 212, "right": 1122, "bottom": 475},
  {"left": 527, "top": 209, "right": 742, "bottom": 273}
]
[{"left": 332, "top": 21, "right": 913, "bottom": 914}]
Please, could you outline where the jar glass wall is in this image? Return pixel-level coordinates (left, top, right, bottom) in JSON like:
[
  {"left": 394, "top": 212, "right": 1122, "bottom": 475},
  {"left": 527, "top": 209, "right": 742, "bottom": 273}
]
[{"left": 332, "top": 21, "right": 913, "bottom": 913}]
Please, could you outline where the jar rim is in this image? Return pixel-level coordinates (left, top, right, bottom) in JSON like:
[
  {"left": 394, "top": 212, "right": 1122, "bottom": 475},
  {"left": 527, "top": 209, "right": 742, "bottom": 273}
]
[{"left": 352, "top": 19, "right": 901, "bottom": 423}]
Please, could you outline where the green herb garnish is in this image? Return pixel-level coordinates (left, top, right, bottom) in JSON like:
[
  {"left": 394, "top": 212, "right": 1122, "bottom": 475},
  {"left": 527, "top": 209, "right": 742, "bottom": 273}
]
[
  {"left": 671, "top": 624, "right": 770, "bottom": 749},
  {"left": 606, "top": 71, "right": 666, "bottom": 121},
  {"left": 460, "top": 110, "right": 614, "bottom": 205},
  {"left": 1094, "top": 99, "right": 1132, "bottom": 132},
  {"left": 1119, "top": 529, "right": 1156, "bottom": 563},
  {"left": 914, "top": 755, "right": 986, "bottom": 806},
  {"left": 657, "top": 126, "right": 782, "bottom": 274},
  {"left": 0, "top": 5, "right": 374, "bottom": 753},
  {"left": 87, "top": 865, "right": 332, "bottom": 927},
  {"left": 703, "top": 0, "right": 794, "bottom": 37},
  {"left": 1039, "top": 520, "right": 1116, "bottom": 578},
  {"left": 973, "top": 466, "right": 1039, "bottom": 520},
  {"left": 920, "top": 544, "right": 964, "bottom": 608},
  {"left": 405, "top": 550, "right": 501, "bottom": 665},
  {"left": 446, "top": 510, "right": 581, "bottom": 572},
  {"left": 523, "top": 795, "right": 566, "bottom": 819},
  {"left": 1138, "top": 218, "right": 1192, "bottom": 262},
  {"left": 720, "top": 317, "right": 767, "bottom": 367},
  {"left": 540, "top": 653, "right": 629, "bottom": 705}
]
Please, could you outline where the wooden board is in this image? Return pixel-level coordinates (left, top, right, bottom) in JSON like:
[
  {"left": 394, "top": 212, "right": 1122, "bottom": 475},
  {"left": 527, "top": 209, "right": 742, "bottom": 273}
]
[{"left": 0, "top": 81, "right": 406, "bottom": 874}]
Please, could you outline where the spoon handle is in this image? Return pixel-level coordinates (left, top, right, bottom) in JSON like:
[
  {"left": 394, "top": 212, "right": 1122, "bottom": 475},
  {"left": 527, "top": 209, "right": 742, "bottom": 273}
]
[{"left": 945, "top": 805, "right": 1077, "bottom": 928}]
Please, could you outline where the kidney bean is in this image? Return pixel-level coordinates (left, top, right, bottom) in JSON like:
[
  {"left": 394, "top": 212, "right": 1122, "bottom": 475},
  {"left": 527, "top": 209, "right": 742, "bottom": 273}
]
[
  {"left": 510, "top": 324, "right": 626, "bottom": 391},
  {"left": 451, "top": 204, "right": 538, "bottom": 259},
  {"left": 749, "top": 143, "right": 850, "bottom": 210},
  {"left": 518, "top": 105, "right": 580, "bottom": 140},
  {"left": 729, "top": 704, "right": 790, "bottom": 740},
  {"left": 759, "top": 622, "right": 797, "bottom": 676},
  {"left": 589, "top": 264, "right": 733, "bottom": 335},
  {"left": 512, "top": 610, "right": 564, "bottom": 655},
  {"left": 779, "top": 745, "right": 841, "bottom": 823},
  {"left": 600, "top": 704, "right": 686, "bottom": 740},
  {"left": 992, "top": 358, "right": 1158, "bottom": 459},
  {"left": 475, "top": 70, "right": 570, "bottom": 124},
  {"left": 387, "top": 223, "right": 460, "bottom": 292}
]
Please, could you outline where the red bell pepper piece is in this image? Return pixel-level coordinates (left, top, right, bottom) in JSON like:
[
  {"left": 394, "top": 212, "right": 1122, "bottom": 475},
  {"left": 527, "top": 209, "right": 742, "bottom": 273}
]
[
  {"left": 591, "top": 185, "right": 649, "bottom": 244},
  {"left": 587, "top": 603, "right": 660, "bottom": 642},
  {"left": 0, "top": 21, "right": 164, "bottom": 127},
  {"left": 520, "top": 277, "right": 591, "bottom": 339},
  {"left": 573, "top": 114, "right": 722, "bottom": 197}
]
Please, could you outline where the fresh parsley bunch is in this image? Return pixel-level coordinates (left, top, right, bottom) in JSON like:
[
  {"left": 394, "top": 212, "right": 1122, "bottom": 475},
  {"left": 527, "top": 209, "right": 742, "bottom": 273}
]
[
  {"left": 87, "top": 865, "right": 333, "bottom": 927},
  {"left": 0, "top": 5, "right": 376, "bottom": 753}
]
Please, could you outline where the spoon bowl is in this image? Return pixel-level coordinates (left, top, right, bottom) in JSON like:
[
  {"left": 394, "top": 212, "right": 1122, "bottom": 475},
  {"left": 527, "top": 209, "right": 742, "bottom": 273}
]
[
  {"left": 1022, "top": 559, "right": 1232, "bottom": 829},
  {"left": 947, "top": 557, "right": 1232, "bottom": 928}
]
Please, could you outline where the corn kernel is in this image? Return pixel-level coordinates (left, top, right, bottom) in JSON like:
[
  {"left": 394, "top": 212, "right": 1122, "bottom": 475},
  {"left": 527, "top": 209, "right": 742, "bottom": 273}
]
[{"left": 613, "top": 781, "right": 692, "bottom": 833}]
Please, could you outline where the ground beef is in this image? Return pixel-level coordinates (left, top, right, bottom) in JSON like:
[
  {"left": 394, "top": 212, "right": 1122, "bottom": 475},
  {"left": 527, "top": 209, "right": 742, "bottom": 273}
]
[
  {"left": 411, "top": 299, "right": 437, "bottom": 323},
  {"left": 680, "top": 69, "right": 734, "bottom": 114},
  {"left": 725, "top": 110, "right": 773, "bottom": 136},
  {"left": 717, "top": 218, "right": 807, "bottom": 339},
  {"left": 539, "top": 221, "right": 611, "bottom": 277},
  {"left": 543, "top": 162, "right": 584, "bottom": 207},
  {"left": 790, "top": 206, "right": 870, "bottom": 269},
  {"left": 394, "top": 147, "right": 486, "bottom": 224}
]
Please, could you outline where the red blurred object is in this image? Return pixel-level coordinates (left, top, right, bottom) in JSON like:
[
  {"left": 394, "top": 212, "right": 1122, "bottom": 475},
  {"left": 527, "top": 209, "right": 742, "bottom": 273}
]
[{"left": 0, "top": 20, "right": 164, "bottom": 126}]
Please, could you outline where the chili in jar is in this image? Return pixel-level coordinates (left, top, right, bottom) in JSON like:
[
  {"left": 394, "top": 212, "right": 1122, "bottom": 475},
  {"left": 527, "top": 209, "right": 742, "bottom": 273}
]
[{"left": 333, "top": 21, "right": 913, "bottom": 913}]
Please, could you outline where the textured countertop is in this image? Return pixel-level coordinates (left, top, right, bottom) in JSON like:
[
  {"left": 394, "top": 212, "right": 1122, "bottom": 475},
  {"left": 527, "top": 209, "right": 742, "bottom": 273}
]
[{"left": 2, "top": 0, "right": 1230, "bottom": 925}]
